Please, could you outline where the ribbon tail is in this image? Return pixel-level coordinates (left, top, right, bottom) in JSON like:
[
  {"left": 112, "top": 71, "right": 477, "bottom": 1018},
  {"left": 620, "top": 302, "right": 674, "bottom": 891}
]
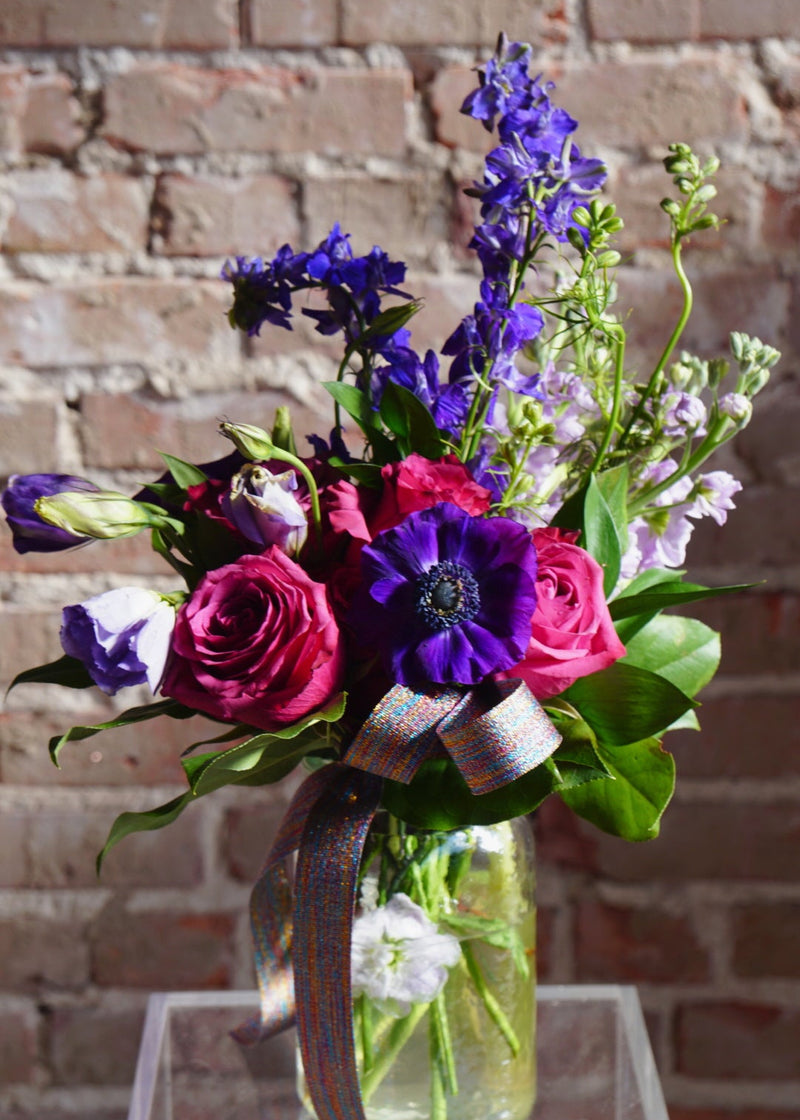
[{"left": 294, "top": 766, "right": 383, "bottom": 1120}]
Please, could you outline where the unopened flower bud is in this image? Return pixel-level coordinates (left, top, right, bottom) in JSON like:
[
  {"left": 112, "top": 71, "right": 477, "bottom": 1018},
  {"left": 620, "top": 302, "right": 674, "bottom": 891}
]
[
  {"left": 718, "top": 392, "right": 752, "bottom": 426},
  {"left": 223, "top": 462, "right": 308, "bottom": 557},
  {"left": 219, "top": 420, "right": 274, "bottom": 461},
  {"left": 35, "top": 491, "right": 160, "bottom": 540}
]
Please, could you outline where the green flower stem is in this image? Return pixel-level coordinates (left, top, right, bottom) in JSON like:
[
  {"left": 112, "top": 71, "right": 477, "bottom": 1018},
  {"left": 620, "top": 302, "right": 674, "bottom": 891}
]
[
  {"left": 461, "top": 942, "right": 521, "bottom": 1058},
  {"left": 619, "top": 235, "right": 693, "bottom": 450},
  {"left": 430, "top": 1019, "right": 449, "bottom": 1120},
  {"left": 359, "top": 993, "right": 374, "bottom": 1075},
  {"left": 588, "top": 324, "right": 626, "bottom": 475},
  {"left": 431, "top": 991, "right": 458, "bottom": 1096},
  {"left": 360, "top": 1001, "right": 431, "bottom": 1104}
]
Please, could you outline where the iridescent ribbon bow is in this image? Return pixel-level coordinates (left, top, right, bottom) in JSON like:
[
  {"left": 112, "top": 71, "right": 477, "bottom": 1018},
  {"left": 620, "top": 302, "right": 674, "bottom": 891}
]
[{"left": 234, "top": 678, "right": 560, "bottom": 1120}]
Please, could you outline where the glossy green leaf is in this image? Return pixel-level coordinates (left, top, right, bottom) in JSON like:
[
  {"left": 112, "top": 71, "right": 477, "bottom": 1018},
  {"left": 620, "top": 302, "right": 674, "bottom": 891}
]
[
  {"left": 379, "top": 382, "right": 445, "bottom": 459},
  {"left": 323, "top": 382, "right": 375, "bottom": 430},
  {"left": 582, "top": 474, "right": 622, "bottom": 597},
  {"left": 357, "top": 299, "right": 423, "bottom": 343},
  {"left": 159, "top": 452, "right": 208, "bottom": 489},
  {"left": 9, "top": 655, "right": 93, "bottom": 693},
  {"left": 328, "top": 459, "right": 386, "bottom": 487},
  {"left": 49, "top": 699, "right": 195, "bottom": 766},
  {"left": 622, "top": 615, "right": 720, "bottom": 697},
  {"left": 594, "top": 464, "right": 629, "bottom": 555},
  {"left": 610, "top": 579, "right": 752, "bottom": 621},
  {"left": 97, "top": 792, "right": 191, "bottom": 873},
  {"left": 560, "top": 737, "right": 676, "bottom": 840},
  {"left": 564, "top": 662, "right": 696, "bottom": 745}
]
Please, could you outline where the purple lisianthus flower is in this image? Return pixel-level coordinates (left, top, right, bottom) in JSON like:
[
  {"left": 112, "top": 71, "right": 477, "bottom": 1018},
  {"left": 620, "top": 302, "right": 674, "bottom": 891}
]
[
  {"left": 355, "top": 502, "right": 538, "bottom": 687},
  {"left": 222, "top": 462, "right": 307, "bottom": 557},
  {"left": 2, "top": 473, "right": 100, "bottom": 554},
  {"left": 61, "top": 587, "right": 176, "bottom": 695}
]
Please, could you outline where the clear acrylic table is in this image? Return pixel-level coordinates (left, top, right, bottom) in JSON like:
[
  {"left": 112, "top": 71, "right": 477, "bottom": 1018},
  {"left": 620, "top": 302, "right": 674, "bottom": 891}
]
[{"left": 127, "top": 985, "right": 669, "bottom": 1120}]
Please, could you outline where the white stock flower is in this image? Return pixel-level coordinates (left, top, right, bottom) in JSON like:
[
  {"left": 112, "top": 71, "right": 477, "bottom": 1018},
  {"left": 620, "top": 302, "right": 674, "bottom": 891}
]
[{"left": 351, "top": 893, "right": 461, "bottom": 1017}]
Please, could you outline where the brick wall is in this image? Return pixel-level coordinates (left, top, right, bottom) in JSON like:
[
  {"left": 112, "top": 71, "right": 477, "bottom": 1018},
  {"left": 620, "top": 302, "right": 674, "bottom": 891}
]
[{"left": 0, "top": 2, "right": 798, "bottom": 1118}]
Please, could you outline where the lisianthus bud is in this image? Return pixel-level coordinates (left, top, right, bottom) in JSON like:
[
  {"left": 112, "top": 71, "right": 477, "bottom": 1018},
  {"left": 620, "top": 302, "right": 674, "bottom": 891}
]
[
  {"left": 61, "top": 587, "right": 177, "bottom": 695},
  {"left": 219, "top": 421, "right": 274, "bottom": 461},
  {"left": 223, "top": 463, "right": 308, "bottom": 557},
  {"left": 35, "top": 490, "right": 161, "bottom": 540},
  {"left": 2, "top": 473, "right": 100, "bottom": 554}
]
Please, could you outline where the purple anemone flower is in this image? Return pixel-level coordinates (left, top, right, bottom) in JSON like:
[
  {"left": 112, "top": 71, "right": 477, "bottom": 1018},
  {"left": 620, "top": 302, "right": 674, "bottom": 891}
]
[
  {"left": 356, "top": 502, "right": 538, "bottom": 687},
  {"left": 2, "top": 473, "right": 100, "bottom": 554}
]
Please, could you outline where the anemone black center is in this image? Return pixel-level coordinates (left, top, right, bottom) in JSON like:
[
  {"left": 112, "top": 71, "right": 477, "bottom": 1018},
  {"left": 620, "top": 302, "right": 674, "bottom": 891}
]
[{"left": 415, "top": 560, "right": 480, "bottom": 631}]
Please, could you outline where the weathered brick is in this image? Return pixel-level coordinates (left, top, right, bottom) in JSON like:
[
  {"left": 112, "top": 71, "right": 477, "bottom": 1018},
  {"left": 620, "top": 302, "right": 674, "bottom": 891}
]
[
  {"left": 46, "top": 1003, "right": 144, "bottom": 1086},
  {"left": 248, "top": 0, "right": 338, "bottom": 46},
  {"left": 0, "top": 608, "right": 62, "bottom": 687},
  {"left": 761, "top": 180, "right": 800, "bottom": 250},
  {"left": 0, "top": 809, "right": 28, "bottom": 887},
  {"left": 732, "top": 902, "right": 800, "bottom": 979},
  {"left": 404, "top": 270, "right": 484, "bottom": 354},
  {"left": 0, "top": 398, "right": 61, "bottom": 475},
  {"left": 534, "top": 904, "right": 556, "bottom": 981},
  {"left": 27, "top": 802, "right": 204, "bottom": 889},
  {"left": 0, "top": 65, "right": 28, "bottom": 155},
  {"left": 676, "top": 1001, "right": 800, "bottom": 1079},
  {"left": 0, "top": 0, "right": 238, "bottom": 48},
  {"left": 79, "top": 388, "right": 328, "bottom": 471},
  {"left": 587, "top": 0, "right": 696, "bottom": 42},
  {"left": 700, "top": 0, "right": 800, "bottom": 40},
  {"left": 221, "top": 799, "right": 294, "bottom": 882},
  {"left": 0, "top": 709, "right": 214, "bottom": 787},
  {"left": 342, "top": 0, "right": 567, "bottom": 46},
  {"left": 22, "top": 73, "right": 84, "bottom": 155},
  {"left": 430, "top": 67, "right": 495, "bottom": 151},
  {"left": 3, "top": 170, "right": 150, "bottom": 254},
  {"left": 0, "top": 915, "right": 91, "bottom": 991},
  {"left": 155, "top": 172, "right": 299, "bottom": 257},
  {"left": 669, "top": 694, "right": 800, "bottom": 780},
  {"left": 688, "top": 485, "right": 800, "bottom": 567},
  {"left": 305, "top": 174, "right": 450, "bottom": 264},
  {"left": 737, "top": 392, "right": 800, "bottom": 486},
  {"left": 91, "top": 902, "right": 235, "bottom": 988},
  {"left": 0, "top": 1006, "right": 38, "bottom": 1084},
  {"left": 0, "top": 279, "right": 238, "bottom": 368},
  {"left": 575, "top": 900, "right": 709, "bottom": 983},
  {"left": 0, "top": 531, "right": 171, "bottom": 578},
  {"left": 103, "top": 65, "right": 411, "bottom": 157},
  {"left": 689, "top": 591, "right": 800, "bottom": 676}
]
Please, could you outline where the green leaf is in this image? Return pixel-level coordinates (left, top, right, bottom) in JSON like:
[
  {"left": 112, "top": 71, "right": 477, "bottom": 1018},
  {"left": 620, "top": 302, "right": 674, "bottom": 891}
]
[
  {"left": 610, "top": 580, "right": 752, "bottom": 621},
  {"left": 560, "top": 737, "right": 676, "bottom": 840},
  {"left": 379, "top": 382, "right": 445, "bottom": 459},
  {"left": 9, "top": 655, "right": 93, "bottom": 693},
  {"left": 357, "top": 299, "right": 423, "bottom": 343},
  {"left": 583, "top": 473, "right": 622, "bottom": 597},
  {"left": 159, "top": 452, "right": 208, "bottom": 489},
  {"left": 323, "top": 383, "right": 376, "bottom": 430},
  {"left": 622, "top": 614, "right": 720, "bottom": 697},
  {"left": 49, "top": 699, "right": 195, "bottom": 766},
  {"left": 97, "top": 793, "right": 192, "bottom": 873},
  {"left": 328, "top": 459, "right": 387, "bottom": 487},
  {"left": 594, "top": 464, "right": 629, "bottom": 556},
  {"left": 547, "top": 713, "right": 612, "bottom": 788},
  {"left": 382, "top": 756, "right": 560, "bottom": 830},
  {"left": 564, "top": 662, "right": 696, "bottom": 745}
]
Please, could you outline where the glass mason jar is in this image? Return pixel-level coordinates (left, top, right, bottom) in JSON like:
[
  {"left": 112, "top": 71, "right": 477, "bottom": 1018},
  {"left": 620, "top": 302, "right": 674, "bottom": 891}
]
[{"left": 298, "top": 812, "right": 536, "bottom": 1120}]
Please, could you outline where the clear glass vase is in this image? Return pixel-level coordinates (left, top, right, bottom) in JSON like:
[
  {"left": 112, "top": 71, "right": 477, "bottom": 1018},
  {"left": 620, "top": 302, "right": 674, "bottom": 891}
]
[{"left": 298, "top": 813, "right": 537, "bottom": 1120}]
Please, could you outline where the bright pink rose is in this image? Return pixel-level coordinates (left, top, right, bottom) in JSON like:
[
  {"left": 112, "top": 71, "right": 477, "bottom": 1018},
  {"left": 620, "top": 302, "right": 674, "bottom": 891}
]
[
  {"left": 504, "top": 527, "right": 626, "bottom": 700},
  {"left": 369, "top": 453, "right": 492, "bottom": 536},
  {"left": 161, "top": 549, "right": 344, "bottom": 730}
]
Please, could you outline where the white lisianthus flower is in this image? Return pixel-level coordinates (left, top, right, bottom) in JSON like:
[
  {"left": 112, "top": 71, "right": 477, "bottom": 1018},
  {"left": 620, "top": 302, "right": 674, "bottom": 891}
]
[{"left": 351, "top": 893, "right": 461, "bottom": 1017}]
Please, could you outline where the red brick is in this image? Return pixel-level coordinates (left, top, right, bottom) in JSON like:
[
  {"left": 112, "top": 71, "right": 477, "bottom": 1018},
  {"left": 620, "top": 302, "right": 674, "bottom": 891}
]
[
  {"left": 342, "top": 0, "right": 567, "bottom": 46},
  {"left": 0, "top": 279, "right": 237, "bottom": 368},
  {"left": 430, "top": 67, "right": 495, "bottom": 151},
  {"left": 534, "top": 904, "right": 556, "bottom": 981},
  {"left": 688, "top": 591, "right": 800, "bottom": 676},
  {"left": 26, "top": 801, "right": 204, "bottom": 889},
  {"left": 91, "top": 902, "right": 235, "bottom": 988},
  {"left": 0, "top": 709, "right": 215, "bottom": 787},
  {"left": 699, "top": 0, "right": 800, "bottom": 40},
  {"left": 3, "top": 170, "right": 150, "bottom": 254},
  {"left": 22, "top": 73, "right": 84, "bottom": 155},
  {"left": 155, "top": 172, "right": 299, "bottom": 257},
  {"left": 732, "top": 903, "right": 800, "bottom": 979},
  {"left": 733, "top": 390, "right": 800, "bottom": 486},
  {"left": 248, "top": 0, "right": 338, "bottom": 46},
  {"left": 79, "top": 388, "right": 328, "bottom": 471},
  {"left": 0, "top": 808, "right": 28, "bottom": 887},
  {"left": 46, "top": 1003, "right": 145, "bottom": 1085},
  {"left": 0, "top": 531, "right": 173, "bottom": 578},
  {"left": 669, "top": 694, "right": 800, "bottom": 780},
  {"left": 0, "top": 65, "right": 28, "bottom": 155},
  {"left": 103, "top": 65, "right": 411, "bottom": 157},
  {"left": 0, "top": 398, "right": 61, "bottom": 475},
  {"left": 222, "top": 799, "right": 295, "bottom": 882},
  {"left": 0, "top": 608, "right": 62, "bottom": 687},
  {"left": 0, "top": 1006, "right": 38, "bottom": 1084},
  {"left": 588, "top": 0, "right": 696, "bottom": 42},
  {"left": 0, "top": 915, "right": 91, "bottom": 991},
  {"left": 575, "top": 900, "right": 709, "bottom": 983},
  {"left": 0, "top": 0, "right": 237, "bottom": 48},
  {"left": 676, "top": 1001, "right": 800, "bottom": 1079},
  {"left": 404, "top": 270, "right": 484, "bottom": 355},
  {"left": 762, "top": 181, "right": 800, "bottom": 250},
  {"left": 686, "top": 487, "right": 800, "bottom": 567},
  {"left": 305, "top": 174, "right": 450, "bottom": 265}
]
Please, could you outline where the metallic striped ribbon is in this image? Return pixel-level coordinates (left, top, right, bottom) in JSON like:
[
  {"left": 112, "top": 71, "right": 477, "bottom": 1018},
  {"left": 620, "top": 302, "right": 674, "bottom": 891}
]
[{"left": 236, "top": 679, "right": 561, "bottom": 1120}]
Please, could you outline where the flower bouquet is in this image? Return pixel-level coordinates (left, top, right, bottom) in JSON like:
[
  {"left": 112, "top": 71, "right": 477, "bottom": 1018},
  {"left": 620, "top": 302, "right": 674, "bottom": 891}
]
[{"left": 2, "top": 34, "right": 779, "bottom": 1120}]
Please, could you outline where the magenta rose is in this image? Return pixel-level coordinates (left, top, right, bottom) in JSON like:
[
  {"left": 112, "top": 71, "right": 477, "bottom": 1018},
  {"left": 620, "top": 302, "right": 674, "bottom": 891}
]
[
  {"left": 502, "top": 527, "right": 626, "bottom": 700},
  {"left": 161, "top": 548, "right": 344, "bottom": 730}
]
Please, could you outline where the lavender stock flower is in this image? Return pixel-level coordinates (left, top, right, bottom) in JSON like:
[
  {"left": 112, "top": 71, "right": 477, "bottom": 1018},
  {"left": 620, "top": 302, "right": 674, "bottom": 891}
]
[
  {"left": 356, "top": 502, "right": 537, "bottom": 687},
  {"left": 61, "top": 587, "right": 176, "bottom": 695},
  {"left": 1, "top": 473, "right": 100, "bottom": 554}
]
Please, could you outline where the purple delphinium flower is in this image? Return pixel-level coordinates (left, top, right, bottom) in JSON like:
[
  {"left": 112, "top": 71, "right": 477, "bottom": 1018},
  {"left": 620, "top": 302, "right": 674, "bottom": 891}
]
[
  {"left": 2, "top": 473, "right": 100, "bottom": 554},
  {"left": 461, "top": 35, "right": 533, "bottom": 131},
  {"left": 61, "top": 587, "right": 176, "bottom": 695},
  {"left": 355, "top": 502, "right": 538, "bottom": 686},
  {"left": 371, "top": 347, "right": 471, "bottom": 434}
]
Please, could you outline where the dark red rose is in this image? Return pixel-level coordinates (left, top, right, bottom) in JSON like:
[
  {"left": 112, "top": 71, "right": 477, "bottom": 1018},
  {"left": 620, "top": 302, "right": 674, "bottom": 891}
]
[{"left": 369, "top": 453, "right": 493, "bottom": 536}]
